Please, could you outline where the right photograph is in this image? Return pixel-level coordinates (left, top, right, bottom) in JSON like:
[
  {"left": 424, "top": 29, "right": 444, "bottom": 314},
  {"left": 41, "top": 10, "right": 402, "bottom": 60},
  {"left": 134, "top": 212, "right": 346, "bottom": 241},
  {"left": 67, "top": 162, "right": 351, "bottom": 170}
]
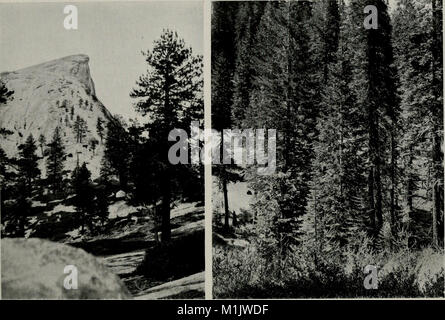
[{"left": 212, "top": 0, "right": 444, "bottom": 299}]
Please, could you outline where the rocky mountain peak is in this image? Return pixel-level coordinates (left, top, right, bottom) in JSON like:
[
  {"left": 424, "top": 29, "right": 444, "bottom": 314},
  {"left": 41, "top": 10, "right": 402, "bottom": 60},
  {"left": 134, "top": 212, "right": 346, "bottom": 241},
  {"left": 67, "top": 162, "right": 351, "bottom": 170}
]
[{"left": 0, "top": 55, "right": 113, "bottom": 177}]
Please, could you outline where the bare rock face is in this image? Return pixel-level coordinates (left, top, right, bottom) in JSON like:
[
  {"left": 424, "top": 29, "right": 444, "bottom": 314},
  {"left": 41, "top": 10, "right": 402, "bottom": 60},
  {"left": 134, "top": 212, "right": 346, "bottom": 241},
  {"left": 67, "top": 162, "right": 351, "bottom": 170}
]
[
  {"left": 1, "top": 238, "right": 131, "bottom": 299},
  {"left": 0, "top": 55, "right": 114, "bottom": 177},
  {"left": 115, "top": 190, "right": 126, "bottom": 200}
]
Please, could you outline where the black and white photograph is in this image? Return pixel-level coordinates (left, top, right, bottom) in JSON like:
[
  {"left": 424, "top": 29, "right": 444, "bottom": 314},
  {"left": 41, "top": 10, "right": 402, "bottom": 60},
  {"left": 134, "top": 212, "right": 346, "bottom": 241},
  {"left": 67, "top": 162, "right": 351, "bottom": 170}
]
[
  {"left": 0, "top": 0, "right": 204, "bottom": 299},
  {"left": 1, "top": 0, "right": 444, "bottom": 306},
  {"left": 212, "top": 0, "right": 444, "bottom": 298}
]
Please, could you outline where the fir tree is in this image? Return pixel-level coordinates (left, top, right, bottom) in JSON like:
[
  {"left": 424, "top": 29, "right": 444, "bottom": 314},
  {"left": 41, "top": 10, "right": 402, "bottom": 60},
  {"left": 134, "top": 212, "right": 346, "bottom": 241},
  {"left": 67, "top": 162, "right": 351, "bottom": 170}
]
[
  {"left": 73, "top": 116, "right": 87, "bottom": 143},
  {"left": 0, "top": 147, "right": 8, "bottom": 180},
  {"left": 212, "top": 1, "right": 243, "bottom": 232},
  {"left": 102, "top": 118, "right": 130, "bottom": 189},
  {"left": 94, "top": 186, "right": 109, "bottom": 227},
  {"left": 89, "top": 138, "right": 98, "bottom": 156},
  {"left": 231, "top": 1, "right": 266, "bottom": 126},
  {"left": 245, "top": 1, "right": 319, "bottom": 253},
  {"left": 309, "top": 1, "right": 367, "bottom": 249},
  {"left": 17, "top": 134, "right": 41, "bottom": 196},
  {"left": 0, "top": 80, "right": 13, "bottom": 104},
  {"left": 10, "top": 181, "right": 32, "bottom": 237},
  {"left": 393, "top": 0, "right": 443, "bottom": 247},
  {"left": 96, "top": 118, "right": 104, "bottom": 143},
  {"left": 38, "top": 134, "right": 46, "bottom": 156},
  {"left": 71, "top": 163, "right": 94, "bottom": 234},
  {"left": 46, "top": 127, "right": 66, "bottom": 195}
]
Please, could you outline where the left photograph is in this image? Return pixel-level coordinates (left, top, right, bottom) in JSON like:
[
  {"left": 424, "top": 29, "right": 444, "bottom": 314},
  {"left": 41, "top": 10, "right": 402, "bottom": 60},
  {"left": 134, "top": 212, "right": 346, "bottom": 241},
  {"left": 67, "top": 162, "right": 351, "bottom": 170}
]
[{"left": 0, "top": 1, "right": 204, "bottom": 299}]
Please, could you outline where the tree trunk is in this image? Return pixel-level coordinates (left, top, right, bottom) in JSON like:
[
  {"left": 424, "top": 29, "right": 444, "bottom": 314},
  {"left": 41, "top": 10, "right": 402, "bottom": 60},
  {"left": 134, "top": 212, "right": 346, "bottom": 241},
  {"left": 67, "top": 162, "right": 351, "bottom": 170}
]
[
  {"left": 368, "top": 168, "right": 376, "bottom": 235},
  {"left": 19, "top": 214, "right": 25, "bottom": 237},
  {"left": 368, "top": 111, "right": 383, "bottom": 240},
  {"left": 222, "top": 171, "right": 230, "bottom": 232},
  {"left": 219, "top": 132, "right": 230, "bottom": 232},
  {"left": 432, "top": 180, "right": 438, "bottom": 247},
  {"left": 118, "top": 171, "right": 127, "bottom": 191},
  {"left": 81, "top": 212, "right": 85, "bottom": 235},
  {"left": 407, "top": 146, "right": 414, "bottom": 215},
  {"left": 431, "top": 133, "right": 443, "bottom": 247},
  {"left": 431, "top": 0, "right": 443, "bottom": 248},
  {"left": 390, "top": 129, "right": 397, "bottom": 237}
]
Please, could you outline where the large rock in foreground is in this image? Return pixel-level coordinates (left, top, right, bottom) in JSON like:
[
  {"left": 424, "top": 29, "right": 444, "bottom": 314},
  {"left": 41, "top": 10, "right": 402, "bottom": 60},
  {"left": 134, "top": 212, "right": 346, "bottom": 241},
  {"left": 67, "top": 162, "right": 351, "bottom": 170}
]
[{"left": 1, "top": 238, "right": 131, "bottom": 299}]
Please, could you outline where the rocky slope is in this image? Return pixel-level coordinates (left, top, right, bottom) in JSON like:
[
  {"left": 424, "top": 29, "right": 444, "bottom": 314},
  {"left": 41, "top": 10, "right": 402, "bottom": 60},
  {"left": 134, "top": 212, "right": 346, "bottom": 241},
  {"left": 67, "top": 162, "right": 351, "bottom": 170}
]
[{"left": 0, "top": 54, "right": 114, "bottom": 177}]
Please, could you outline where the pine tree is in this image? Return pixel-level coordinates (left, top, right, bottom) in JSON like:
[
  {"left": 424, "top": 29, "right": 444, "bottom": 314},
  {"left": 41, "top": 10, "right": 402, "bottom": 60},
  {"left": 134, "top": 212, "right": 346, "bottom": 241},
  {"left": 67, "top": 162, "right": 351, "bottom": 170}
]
[
  {"left": 38, "top": 134, "right": 46, "bottom": 156},
  {"left": 0, "top": 80, "right": 13, "bottom": 104},
  {"left": 244, "top": 1, "right": 319, "bottom": 253},
  {"left": 89, "top": 138, "right": 98, "bottom": 156},
  {"left": 213, "top": 0, "right": 321, "bottom": 254},
  {"left": 393, "top": 0, "right": 443, "bottom": 247},
  {"left": 17, "top": 134, "right": 41, "bottom": 196},
  {"left": 0, "top": 147, "right": 8, "bottom": 180},
  {"left": 127, "top": 122, "right": 161, "bottom": 207},
  {"left": 73, "top": 116, "right": 87, "bottom": 143},
  {"left": 96, "top": 118, "right": 104, "bottom": 143},
  {"left": 430, "top": 0, "right": 443, "bottom": 248},
  {"left": 322, "top": 0, "right": 340, "bottom": 82},
  {"left": 0, "top": 130, "right": 13, "bottom": 220},
  {"left": 309, "top": 1, "right": 368, "bottom": 249},
  {"left": 231, "top": 1, "right": 266, "bottom": 126},
  {"left": 71, "top": 163, "right": 94, "bottom": 234},
  {"left": 10, "top": 181, "right": 32, "bottom": 237},
  {"left": 46, "top": 127, "right": 66, "bottom": 195},
  {"left": 103, "top": 118, "right": 130, "bottom": 189},
  {"left": 0, "top": 128, "right": 13, "bottom": 179},
  {"left": 130, "top": 30, "right": 203, "bottom": 242},
  {"left": 344, "top": 0, "right": 401, "bottom": 247},
  {"left": 94, "top": 186, "right": 109, "bottom": 227},
  {"left": 212, "top": 1, "right": 243, "bottom": 232}
]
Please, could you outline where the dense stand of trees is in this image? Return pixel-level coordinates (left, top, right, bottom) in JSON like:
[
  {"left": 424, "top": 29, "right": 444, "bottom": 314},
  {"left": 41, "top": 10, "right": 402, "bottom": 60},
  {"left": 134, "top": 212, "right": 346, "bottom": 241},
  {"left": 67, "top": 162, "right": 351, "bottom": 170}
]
[
  {"left": 212, "top": 2, "right": 244, "bottom": 232},
  {"left": 0, "top": 82, "right": 101, "bottom": 235},
  {"left": 212, "top": 0, "right": 443, "bottom": 253},
  {"left": 0, "top": 125, "right": 108, "bottom": 236}
]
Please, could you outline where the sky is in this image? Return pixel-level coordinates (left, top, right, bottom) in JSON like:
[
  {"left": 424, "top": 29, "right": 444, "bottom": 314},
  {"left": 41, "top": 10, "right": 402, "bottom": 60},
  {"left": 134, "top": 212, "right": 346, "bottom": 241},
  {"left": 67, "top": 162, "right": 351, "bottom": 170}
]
[{"left": 0, "top": 1, "right": 203, "bottom": 120}]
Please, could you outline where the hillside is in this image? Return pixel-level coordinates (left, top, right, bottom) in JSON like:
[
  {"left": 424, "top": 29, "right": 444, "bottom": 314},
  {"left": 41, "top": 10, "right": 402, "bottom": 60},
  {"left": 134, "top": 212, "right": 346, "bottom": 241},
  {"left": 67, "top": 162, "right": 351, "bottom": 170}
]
[{"left": 0, "top": 54, "right": 114, "bottom": 177}]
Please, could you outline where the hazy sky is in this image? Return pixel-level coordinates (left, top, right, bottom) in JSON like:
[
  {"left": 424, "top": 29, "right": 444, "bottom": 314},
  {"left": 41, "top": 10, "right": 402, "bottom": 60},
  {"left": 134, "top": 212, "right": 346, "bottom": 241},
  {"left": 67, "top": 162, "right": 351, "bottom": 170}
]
[{"left": 0, "top": 1, "right": 203, "bottom": 120}]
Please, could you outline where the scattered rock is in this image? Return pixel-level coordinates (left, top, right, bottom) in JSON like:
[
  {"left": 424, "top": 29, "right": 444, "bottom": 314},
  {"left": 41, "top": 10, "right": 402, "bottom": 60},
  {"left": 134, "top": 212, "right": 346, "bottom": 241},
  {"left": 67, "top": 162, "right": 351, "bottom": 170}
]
[
  {"left": 1, "top": 238, "right": 131, "bottom": 299},
  {"left": 115, "top": 190, "right": 126, "bottom": 199},
  {"left": 213, "top": 233, "right": 249, "bottom": 248},
  {"left": 135, "top": 272, "right": 204, "bottom": 300}
]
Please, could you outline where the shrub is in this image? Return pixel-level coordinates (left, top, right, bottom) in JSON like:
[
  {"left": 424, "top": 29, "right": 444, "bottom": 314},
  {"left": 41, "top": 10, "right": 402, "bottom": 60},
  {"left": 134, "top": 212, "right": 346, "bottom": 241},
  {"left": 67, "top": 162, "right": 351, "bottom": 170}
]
[
  {"left": 213, "top": 238, "right": 445, "bottom": 298},
  {"left": 415, "top": 248, "right": 444, "bottom": 297},
  {"left": 137, "top": 230, "right": 204, "bottom": 281}
]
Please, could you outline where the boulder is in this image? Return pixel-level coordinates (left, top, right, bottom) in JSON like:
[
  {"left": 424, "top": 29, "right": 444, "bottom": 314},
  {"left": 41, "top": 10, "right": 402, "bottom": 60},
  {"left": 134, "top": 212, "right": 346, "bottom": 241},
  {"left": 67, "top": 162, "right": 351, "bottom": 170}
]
[
  {"left": 115, "top": 190, "right": 126, "bottom": 199},
  {"left": 1, "top": 238, "right": 131, "bottom": 299}
]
